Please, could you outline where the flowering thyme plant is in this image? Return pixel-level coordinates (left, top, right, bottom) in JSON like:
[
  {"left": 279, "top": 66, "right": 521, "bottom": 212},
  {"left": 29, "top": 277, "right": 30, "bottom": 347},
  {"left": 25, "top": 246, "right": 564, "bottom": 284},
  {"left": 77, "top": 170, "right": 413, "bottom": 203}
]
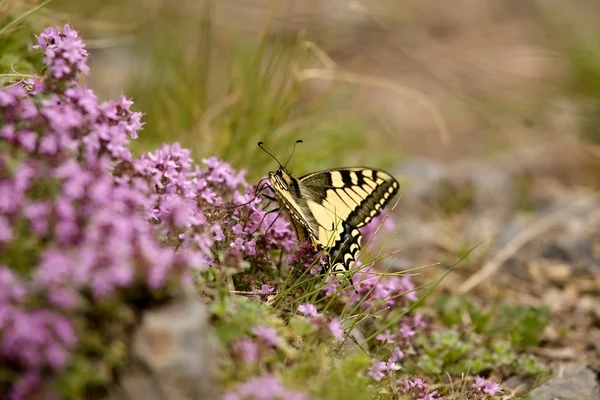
[{"left": 0, "top": 24, "right": 296, "bottom": 399}]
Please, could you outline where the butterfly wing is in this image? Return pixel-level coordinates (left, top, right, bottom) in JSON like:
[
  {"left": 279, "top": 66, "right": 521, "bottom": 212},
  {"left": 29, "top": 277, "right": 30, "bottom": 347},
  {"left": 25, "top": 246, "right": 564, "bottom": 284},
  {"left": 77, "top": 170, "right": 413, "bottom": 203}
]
[
  {"left": 297, "top": 168, "right": 399, "bottom": 273},
  {"left": 298, "top": 168, "right": 399, "bottom": 228}
]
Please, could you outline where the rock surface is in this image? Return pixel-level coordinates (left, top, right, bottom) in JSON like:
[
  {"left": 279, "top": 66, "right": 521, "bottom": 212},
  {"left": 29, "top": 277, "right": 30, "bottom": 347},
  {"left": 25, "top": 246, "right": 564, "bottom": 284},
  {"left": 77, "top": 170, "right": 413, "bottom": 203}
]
[
  {"left": 110, "top": 287, "right": 221, "bottom": 400},
  {"left": 529, "top": 363, "right": 599, "bottom": 400}
]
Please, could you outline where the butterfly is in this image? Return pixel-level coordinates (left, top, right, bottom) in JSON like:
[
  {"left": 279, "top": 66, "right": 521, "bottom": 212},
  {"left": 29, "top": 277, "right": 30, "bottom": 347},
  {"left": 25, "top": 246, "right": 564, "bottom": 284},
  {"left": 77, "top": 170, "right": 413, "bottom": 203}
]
[{"left": 258, "top": 141, "right": 399, "bottom": 284}]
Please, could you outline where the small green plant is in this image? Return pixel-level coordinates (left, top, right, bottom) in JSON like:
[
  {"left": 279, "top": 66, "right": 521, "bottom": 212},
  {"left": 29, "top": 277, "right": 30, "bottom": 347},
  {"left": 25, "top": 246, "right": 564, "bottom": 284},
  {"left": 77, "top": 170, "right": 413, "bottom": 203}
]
[{"left": 435, "top": 293, "right": 550, "bottom": 347}]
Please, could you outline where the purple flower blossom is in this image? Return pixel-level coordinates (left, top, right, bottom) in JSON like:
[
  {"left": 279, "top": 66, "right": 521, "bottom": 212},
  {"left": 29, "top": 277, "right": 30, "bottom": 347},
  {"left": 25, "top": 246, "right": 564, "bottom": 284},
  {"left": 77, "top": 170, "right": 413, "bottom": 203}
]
[
  {"left": 253, "top": 284, "right": 275, "bottom": 295},
  {"left": 252, "top": 326, "right": 281, "bottom": 347},
  {"left": 232, "top": 338, "right": 260, "bottom": 364},
  {"left": 375, "top": 330, "right": 396, "bottom": 342},
  {"left": 368, "top": 359, "right": 386, "bottom": 381},
  {"left": 385, "top": 359, "right": 401, "bottom": 374},
  {"left": 296, "top": 304, "right": 346, "bottom": 342},
  {"left": 133, "top": 142, "right": 295, "bottom": 269},
  {"left": 287, "top": 242, "right": 327, "bottom": 276},
  {"left": 298, "top": 303, "right": 318, "bottom": 318},
  {"left": 250, "top": 284, "right": 275, "bottom": 300},
  {"left": 401, "top": 377, "right": 444, "bottom": 400},
  {"left": 350, "top": 267, "right": 418, "bottom": 312},
  {"left": 327, "top": 319, "right": 345, "bottom": 342},
  {"left": 390, "top": 346, "right": 405, "bottom": 362},
  {"left": 400, "top": 324, "right": 416, "bottom": 339},
  {"left": 34, "top": 24, "right": 89, "bottom": 80},
  {"left": 368, "top": 357, "right": 400, "bottom": 382},
  {"left": 322, "top": 276, "right": 340, "bottom": 296},
  {"left": 224, "top": 374, "right": 311, "bottom": 400},
  {"left": 473, "top": 376, "right": 503, "bottom": 396}
]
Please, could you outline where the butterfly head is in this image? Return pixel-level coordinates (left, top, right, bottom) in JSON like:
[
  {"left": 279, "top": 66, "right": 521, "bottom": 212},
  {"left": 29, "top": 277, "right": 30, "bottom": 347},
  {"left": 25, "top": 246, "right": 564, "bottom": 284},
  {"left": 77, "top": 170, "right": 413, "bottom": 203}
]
[
  {"left": 269, "top": 167, "right": 298, "bottom": 193},
  {"left": 259, "top": 140, "right": 302, "bottom": 195}
]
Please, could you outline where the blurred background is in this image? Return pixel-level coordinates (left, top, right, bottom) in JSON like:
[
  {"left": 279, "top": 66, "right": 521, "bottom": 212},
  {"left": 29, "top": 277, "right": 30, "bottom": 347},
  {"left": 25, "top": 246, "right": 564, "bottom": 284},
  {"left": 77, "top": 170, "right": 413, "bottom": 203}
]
[
  {"left": 8, "top": 0, "right": 599, "bottom": 179},
  {"left": 49, "top": 0, "right": 600, "bottom": 177},
  {"left": 2, "top": 0, "right": 600, "bottom": 375}
]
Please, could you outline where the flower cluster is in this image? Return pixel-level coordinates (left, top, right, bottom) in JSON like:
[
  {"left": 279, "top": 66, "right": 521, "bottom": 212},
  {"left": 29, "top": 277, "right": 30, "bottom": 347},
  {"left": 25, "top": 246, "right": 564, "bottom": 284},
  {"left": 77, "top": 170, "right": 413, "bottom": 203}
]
[
  {"left": 0, "top": 79, "right": 141, "bottom": 165},
  {"left": 34, "top": 25, "right": 90, "bottom": 80},
  {"left": 0, "top": 27, "right": 199, "bottom": 398},
  {"left": 368, "top": 358, "right": 401, "bottom": 382},
  {"left": 366, "top": 313, "right": 429, "bottom": 387},
  {"left": 127, "top": 144, "right": 296, "bottom": 270},
  {"left": 466, "top": 377, "right": 503, "bottom": 399},
  {"left": 1, "top": 24, "right": 298, "bottom": 399},
  {"left": 230, "top": 329, "right": 277, "bottom": 367},
  {"left": 297, "top": 303, "right": 345, "bottom": 341},
  {"left": 400, "top": 377, "right": 444, "bottom": 400},
  {"left": 287, "top": 242, "right": 327, "bottom": 275},
  {"left": 224, "top": 374, "right": 311, "bottom": 400}
]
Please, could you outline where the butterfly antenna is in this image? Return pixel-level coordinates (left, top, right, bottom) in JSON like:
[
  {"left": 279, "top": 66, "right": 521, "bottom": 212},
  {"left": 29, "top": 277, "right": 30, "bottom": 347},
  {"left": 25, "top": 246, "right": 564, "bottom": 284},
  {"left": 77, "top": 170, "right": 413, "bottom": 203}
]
[
  {"left": 283, "top": 139, "right": 303, "bottom": 169},
  {"left": 258, "top": 142, "right": 283, "bottom": 168}
]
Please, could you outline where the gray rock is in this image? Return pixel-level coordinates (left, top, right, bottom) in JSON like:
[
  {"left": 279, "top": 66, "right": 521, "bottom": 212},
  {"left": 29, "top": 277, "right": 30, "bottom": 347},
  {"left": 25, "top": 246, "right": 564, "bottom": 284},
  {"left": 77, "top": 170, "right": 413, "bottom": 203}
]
[
  {"left": 542, "top": 234, "right": 599, "bottom": 273},
  {"left": 113, "top": 286, "right": 221, "bottom": 400},
  {"left": 467, "top": 164, "right": 515, "bottom": 217},
  {"left": 529, "top": 363, "right": 599, "bottom": 400}
]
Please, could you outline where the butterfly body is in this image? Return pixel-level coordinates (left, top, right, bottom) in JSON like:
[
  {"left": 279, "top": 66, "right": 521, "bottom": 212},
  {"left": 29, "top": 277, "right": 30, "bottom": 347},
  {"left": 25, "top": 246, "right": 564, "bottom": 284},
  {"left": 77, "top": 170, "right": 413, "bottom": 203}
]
[{"left": 268, "top": 166, "right": 399, "bottom": 276}]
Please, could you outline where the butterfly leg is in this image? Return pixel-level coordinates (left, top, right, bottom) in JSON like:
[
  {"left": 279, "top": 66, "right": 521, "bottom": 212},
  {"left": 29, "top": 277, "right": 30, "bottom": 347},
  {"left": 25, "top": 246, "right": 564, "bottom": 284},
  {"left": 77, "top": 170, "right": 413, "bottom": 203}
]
[
  {"left": 229, "top": 180, "right": 272, "bottom": 209},
  {"left": 249, "top": 208, "right": 280, "bottom": 235},
  {"left": 253, "top": 178, "right": 271, "bottom": 196},
  {"left": 263, "top": 211, "right": 281, "bottom": 234},
  {"left": 258, "top": 186, "right": 277, "bottom": 210},
  {"left": 261, "top": 194, "right": 277, "bottom": 201}
]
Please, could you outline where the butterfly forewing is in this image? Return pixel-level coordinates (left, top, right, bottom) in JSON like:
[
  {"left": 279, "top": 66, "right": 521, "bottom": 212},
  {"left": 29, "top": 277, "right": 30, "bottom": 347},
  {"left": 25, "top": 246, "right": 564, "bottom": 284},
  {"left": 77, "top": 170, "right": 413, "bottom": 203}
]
[{"left": 298, "top": 168, "right": 399, "bottom": 228}]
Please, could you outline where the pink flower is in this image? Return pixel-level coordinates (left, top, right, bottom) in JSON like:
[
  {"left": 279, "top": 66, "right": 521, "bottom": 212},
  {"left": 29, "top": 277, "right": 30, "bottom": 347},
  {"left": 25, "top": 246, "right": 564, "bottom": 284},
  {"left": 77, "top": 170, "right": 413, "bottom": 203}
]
[
  {"left": 368, "top": 360, "right": 386, "bottom": 381},
  {"left": 390, "top": 346, "right": 405, "bottom": 362},
  {"left": 0, "top": 22, "right": 304, "bottom": 399},
  {"left": 401, "top": 377, "right": 444, "bottom": 400},
  {"left": 232, "top": 338, "right": 260, "bottom": 364},
  {"left": 224, "top": 374, "right": 311, "bottom": 400},
  {"left": 473, "top": 376, "right": 503, "bottom": 395},
  {"left": 34, "top": 24, "right": 89, "bottom": 80},
  {"left": 375, "top": 330, "right": 396, "bottom": 342},
  {"left": 252, "top": 326, "right": 281, "bottom": 347},
  {"left": 298, "top": 303, "right": 318, "bottom": 318},
  {"left": 386, "top": 359, "right": 401, "bottom": 374},
  {"left": 211, "top": 224, "right": 225, "bottom": 241},
  {"left": 252, "top": 284, "right": 274, "bottom": 296},
  {"left": 327, "top": 319, "right": 345, "bottom": 342},
  {"left": 400, "top": 324, "right": 416, "bottom": 339}
]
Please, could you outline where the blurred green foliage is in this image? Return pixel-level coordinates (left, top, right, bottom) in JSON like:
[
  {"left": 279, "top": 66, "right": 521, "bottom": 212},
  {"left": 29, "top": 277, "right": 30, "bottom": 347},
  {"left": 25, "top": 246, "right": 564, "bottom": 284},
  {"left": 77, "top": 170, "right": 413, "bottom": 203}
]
[
  {"left": 0, "top": 0, "right": 50, "bottom": 84},
  {"left": 435, "top": 293, "right": 550, "bottom": 348},
  {"left": 43, "top": 1, "right": 398, "bottom": 181},
  {"left": 121, "top": 21, "right": 391, "bottom": 180},
  {"left": 407, "top": 293, "right": 550, "bottom": 378},
  {"left": 538, "top": 6, "right": 600, "bottom": 152},
  {"left": 413, "top": 329, "right": 547, "bottom": 377},
  {"left": 213, "top": 295, "right": 375, "bottom": 400}
]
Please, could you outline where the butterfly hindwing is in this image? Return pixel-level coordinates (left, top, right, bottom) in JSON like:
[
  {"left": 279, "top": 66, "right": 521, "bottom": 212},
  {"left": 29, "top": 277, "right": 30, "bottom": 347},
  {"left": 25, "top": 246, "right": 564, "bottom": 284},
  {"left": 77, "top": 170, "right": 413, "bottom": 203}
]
[{"left": 328, "top": 223, "right": 362, "bottom": 275}]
